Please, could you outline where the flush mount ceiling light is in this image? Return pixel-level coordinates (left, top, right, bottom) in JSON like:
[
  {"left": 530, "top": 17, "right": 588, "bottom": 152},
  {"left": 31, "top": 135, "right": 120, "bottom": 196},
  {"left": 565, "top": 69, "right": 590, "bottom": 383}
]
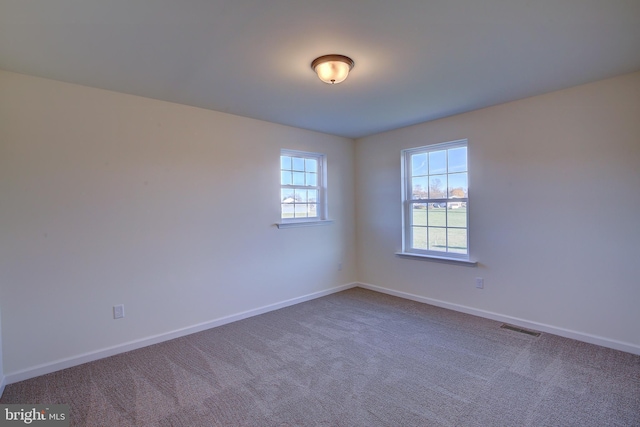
[{"left": 311, "top": 54, "right": 354, "bottom": 84}]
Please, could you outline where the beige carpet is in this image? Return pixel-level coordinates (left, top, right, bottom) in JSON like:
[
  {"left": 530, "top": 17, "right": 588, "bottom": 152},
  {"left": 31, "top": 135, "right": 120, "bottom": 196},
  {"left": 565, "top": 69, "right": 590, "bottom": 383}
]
[{"left": 2, "top": 288, "right": 639, "bottom": 426}]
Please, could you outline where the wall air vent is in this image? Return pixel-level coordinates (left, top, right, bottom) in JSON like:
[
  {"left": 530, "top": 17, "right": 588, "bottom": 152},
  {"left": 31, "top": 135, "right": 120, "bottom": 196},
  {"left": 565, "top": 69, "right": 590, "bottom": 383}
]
[{"left": 501, "top": 324, "right": 541, "bottom": 337}]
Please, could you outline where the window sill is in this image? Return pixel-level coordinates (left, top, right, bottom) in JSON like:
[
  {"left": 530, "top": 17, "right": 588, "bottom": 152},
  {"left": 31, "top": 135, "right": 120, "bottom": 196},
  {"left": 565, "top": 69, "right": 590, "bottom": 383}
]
[
  {"left": 276, "top": 220, "right": 334, "bottom": 229},
  {"left": 395, "top": 252, "right": 478, "bottom": 266}
]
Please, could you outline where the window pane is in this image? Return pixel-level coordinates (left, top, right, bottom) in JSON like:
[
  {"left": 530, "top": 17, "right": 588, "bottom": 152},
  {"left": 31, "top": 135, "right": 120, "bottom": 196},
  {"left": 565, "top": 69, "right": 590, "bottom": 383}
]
[
  {"left": 429, "top": 175, "right": 447, "bottom": 198},
  {"left": 281, "top": 156, "right": 291, "bottom": 170},
  {"left": 281, "top": 171, "right": 292, "bottom": 185},
  {"left": 292, "top": 157, "right": 305, "bottom": 171},
  {"left": 447, "top": 203, "right": 467, "bottom": 227},
  {"left": 411, "top": 203, "right": 427, "bottom": 226},
  {"left": 307, "top": 203, "right": 318, "bottom": 218},
  {"left": 448, "top": 173, "right": 468, "bottom": 198},
  {"left": 412, "top": 176, "right": 428, "bottom": 199},
  {"left": 306, "top": 172, "right": 317, "bottom": 186},
  {"left": 402, "top": 142, "right": 468, "bottom": 258},
  {"left": 305, "top": 158, "right": 317, "bottom": 173},
  {"left": 294, "top": 204, "right": 308, "bottom": 218},
  {"left": 281, "top": 189, "right": 294, "bottom": 202},
  {"left": 448, "top": 147, "right": 467, "bottom": 173},
  {"left": 293, "top": 172, "right": 305, "bottom": 185},
  {"left": 294, "top": 189, "right": 307, "bottom": 202},
  {"left": 429, "top": 150, "right": 446, "bottom": 174},
  {"left": 412, "top": 227, "right": 427, "bottom": 250},
  {"left": 281, "top": 150, "right": 325, "bottom": 222},
  {"left": 428, "top": 204, "right": 446, "bottom": 226},
  {"left": 428, "top": 227, "right": 447, "bottom": 252},
  {"left": 412, "top": 153, "right": 427, "bottom": 176},
  {"left": 281, "top": 204, "right": 294, "bottom": 218},
  {"left": 448, "top": 228, "right": 468, "bottom": 254}
]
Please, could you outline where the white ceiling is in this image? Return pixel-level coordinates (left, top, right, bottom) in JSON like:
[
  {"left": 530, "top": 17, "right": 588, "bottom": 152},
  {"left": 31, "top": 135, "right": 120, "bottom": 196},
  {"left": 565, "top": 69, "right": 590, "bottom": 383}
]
[{"left": 1, "top": 0, "right": 639, "bottom": 138}]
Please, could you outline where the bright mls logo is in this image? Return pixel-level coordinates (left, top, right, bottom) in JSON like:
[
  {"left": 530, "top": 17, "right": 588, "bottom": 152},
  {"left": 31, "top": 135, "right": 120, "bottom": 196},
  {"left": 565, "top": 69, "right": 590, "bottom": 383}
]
[{"left": 0, "top": 405, "right": 69, "bottom": 427}]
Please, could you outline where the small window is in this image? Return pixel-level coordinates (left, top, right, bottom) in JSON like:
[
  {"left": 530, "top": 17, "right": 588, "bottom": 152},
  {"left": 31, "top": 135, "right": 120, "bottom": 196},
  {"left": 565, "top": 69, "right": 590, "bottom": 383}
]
[
  {"left": 280, "top": 149, "right": 326, "bottom": 222},
  {"left": 401, "top": 140, "right": 469, "bottom": 259}
]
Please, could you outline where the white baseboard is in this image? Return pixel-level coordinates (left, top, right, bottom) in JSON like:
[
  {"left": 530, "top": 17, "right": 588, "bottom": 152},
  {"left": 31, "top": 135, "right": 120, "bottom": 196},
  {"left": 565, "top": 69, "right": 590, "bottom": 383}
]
[
  {"left": 357, "top": 282, "right": 640, "bottom": 356},
  {"left": 5, "top": 282, "right": 358, "bottom": 385}
]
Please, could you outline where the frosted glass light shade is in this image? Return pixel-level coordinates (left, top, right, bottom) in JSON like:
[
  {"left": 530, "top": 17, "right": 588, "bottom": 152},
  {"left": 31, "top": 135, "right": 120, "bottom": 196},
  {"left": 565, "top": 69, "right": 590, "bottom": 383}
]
[{"left": 311, "top": 55, "right": 354, "bottom": 84}]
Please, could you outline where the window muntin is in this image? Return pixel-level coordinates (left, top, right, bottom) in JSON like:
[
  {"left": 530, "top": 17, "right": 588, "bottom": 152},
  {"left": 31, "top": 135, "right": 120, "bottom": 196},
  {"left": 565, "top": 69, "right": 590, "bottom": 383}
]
[
  {"left": 280, "top": 150, "right": 325, "bottom": 221},
  {"left": 402, "top": 140, "right": 469, "bottom": 259}
]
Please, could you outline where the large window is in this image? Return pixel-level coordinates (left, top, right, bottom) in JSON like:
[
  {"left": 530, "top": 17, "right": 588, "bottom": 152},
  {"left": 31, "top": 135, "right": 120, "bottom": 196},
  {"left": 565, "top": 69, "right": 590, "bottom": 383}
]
[
  {"left": 402, "top": 140, "right": 469, "bottom": 259},
  {"left": 280, "top": 149, "right": 326, "bottom": 222}
]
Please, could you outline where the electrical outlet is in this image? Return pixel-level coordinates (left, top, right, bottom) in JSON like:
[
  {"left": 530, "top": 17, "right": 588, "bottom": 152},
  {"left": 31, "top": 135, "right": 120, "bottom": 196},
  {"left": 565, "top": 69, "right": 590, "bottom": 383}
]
[
  {"left": 475, "top": 277, "right": 484, "bottom": 289},
  {"left": 338, "top": 262, "right": 343, "bottom": 271},
  {"left": 113, "top": 304, "right": 125, "bottom": 319}
]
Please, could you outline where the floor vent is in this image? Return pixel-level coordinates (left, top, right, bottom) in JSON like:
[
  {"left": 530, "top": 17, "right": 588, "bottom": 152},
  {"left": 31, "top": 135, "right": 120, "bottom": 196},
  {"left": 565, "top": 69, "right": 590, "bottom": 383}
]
[{"left": 500, "top": 324, "right": 541, "bottom": 337}]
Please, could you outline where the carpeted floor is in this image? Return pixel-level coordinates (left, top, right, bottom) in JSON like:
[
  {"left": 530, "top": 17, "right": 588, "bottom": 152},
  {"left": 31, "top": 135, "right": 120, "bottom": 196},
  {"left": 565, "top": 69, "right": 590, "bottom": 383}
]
[{"left": 2, "top": 288, "right": 639, "bottom": 426}]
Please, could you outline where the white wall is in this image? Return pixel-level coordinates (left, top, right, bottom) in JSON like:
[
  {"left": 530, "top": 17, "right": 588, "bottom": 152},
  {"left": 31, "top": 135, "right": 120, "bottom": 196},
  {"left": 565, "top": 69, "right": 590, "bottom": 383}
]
[
  {"left": 0, "top": 70, "right": 356, "bottom": 377},
  {"left": 355, "top": 72, "right": 640, "bottom": 352},
  {"left": 0, "top": 307, "right": 5, "bottom": 395}
]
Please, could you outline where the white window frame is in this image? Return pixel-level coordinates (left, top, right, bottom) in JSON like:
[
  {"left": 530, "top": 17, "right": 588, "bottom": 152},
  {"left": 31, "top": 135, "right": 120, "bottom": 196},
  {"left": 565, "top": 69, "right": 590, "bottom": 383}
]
[
  {"left": 277, "top": 149, "right": 330, "bottom": 228},
  {"left": 400, "top": 139, "right": 471, "bottom": 262}
]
